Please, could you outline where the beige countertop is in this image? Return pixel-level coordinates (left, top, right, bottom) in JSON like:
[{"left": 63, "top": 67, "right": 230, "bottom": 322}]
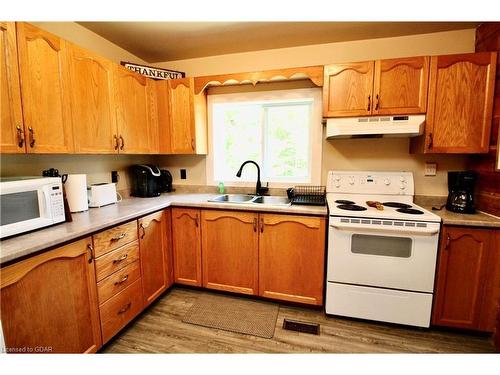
[
  {"left": 0, "top": 193, "right": 327, "bottom": 265},
  {"left": 421, "top": 205, "right": 500, "bottom": 228}
]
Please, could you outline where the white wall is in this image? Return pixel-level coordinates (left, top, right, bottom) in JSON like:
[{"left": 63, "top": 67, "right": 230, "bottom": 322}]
[{"left": 155, "top": 29, "right": 475, "bottom": 196}]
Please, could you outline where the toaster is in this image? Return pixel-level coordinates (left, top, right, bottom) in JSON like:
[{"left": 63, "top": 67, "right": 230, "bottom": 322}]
[{"left": 88, "top": 183, "right": 118, "bottom": 208}]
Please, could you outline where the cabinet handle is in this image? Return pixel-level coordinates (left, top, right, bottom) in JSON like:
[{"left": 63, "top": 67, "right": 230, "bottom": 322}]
[
  {"left": 428, "top": 132, "right": 433, "bottom": 150},
  {"left": 367, "top": 95, "right": 371, "bottom": 111},
  {"left": 375, "top": 94, "right": 380, "bottom": 110},
  {"left": 191, "top": 139, "right": 195, "bottom": 151},
  {"left": 139, "top": 223, "right": 146, "bottom": 239},
  {"left": 260, "top": 218, "right": 264, "bottom": 233},
  {"left": 119, "top": 135, "right": 125, "bottom": 150},
  {"left": 28, "top": 126, "right": 35, "bottom": 148},
  {"left": 114, "top": 135, "right": 119, "bottom": 150},
  {"left": 253, "top": 218, "right": 257, "bottom": 232},
  {"left": 445, "top": 233, "right": 451, "bottom": 250},
  {"left": 113, "top": 253, "right": 128, "bottom": 264},
  {"left": 87, "top": 244, "right": 94, "bottom": 263},
  {"left": 16, "top": 125, "right": 24, "bottom": 148},
  {"left": 111, "top": 233, "right": 126, "bottom": 242},
  {"left": 117, "top": 302, "right": 131, "bottom": 314},
  {"left": 114, "top": 274, "right": 129, "bottom": 286},
  {"left": 194, "top": 213, "right": 199, "bottom": 227}
]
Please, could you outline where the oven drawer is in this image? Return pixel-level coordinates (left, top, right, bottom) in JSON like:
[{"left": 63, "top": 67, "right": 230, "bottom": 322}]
[{"left": 326, "top": 282, "right": 433, "bottom": 327}]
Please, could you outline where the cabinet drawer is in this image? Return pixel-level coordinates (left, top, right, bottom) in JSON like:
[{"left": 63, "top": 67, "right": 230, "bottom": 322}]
[
  {"left": 97, "top": 260, "right": 141, "bottom": 304},
  {"left": 99, "top": 278, "right": 143, "bottom": 344},
  {"left": 93, "top": 221, "right": 138, "bottom": 258},
  {"left": 95, "top": 241, "right": 139, "bottom": 282}
]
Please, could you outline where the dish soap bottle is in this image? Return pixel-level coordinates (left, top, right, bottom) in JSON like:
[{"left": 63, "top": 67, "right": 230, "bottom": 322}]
[{"left": 218, "top": 181, "right": 225, "bottom": 194}]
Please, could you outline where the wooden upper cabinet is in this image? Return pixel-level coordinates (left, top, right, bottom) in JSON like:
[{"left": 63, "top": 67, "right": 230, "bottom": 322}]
[
  {"left": 114, "top": 65, "right": 158, "bottom": 154},
  {"left": 16, "top": 22, "right": 73, "bottom": 153},
  {"left": 171, "top": 207, "right": 202, "bottom": 286},
  {"left": 0, "top": 22, "right": 25, "bottom": 153},
  {"left": 432, "top": 226, "right": 499, "bottom": 331},
  {"left": 323, "top": 61, "right": 374, "bottom": 117},
  {"left": 201, "top": 210, "right": 259, "bottom": 295},
  {"left": 373, "top": 56, "right": 429, "bottom": 115},
  {"left": 67, "top": 43, "right": 118, "bottom": 154},
  {"left": 139, "top": 209, "right": 173, "bottom": 307},
  {"left": 259, "top": 214, "right": 326, "bottom": 305},
  {"left": 0, "top": 237, "right": 102, "bottom": 353},
  {"left": 418, "top": 52, "right": 497, "bottom": 153},
  {"left": 157, "top": 77, "right": 207, "bottom": 155}
]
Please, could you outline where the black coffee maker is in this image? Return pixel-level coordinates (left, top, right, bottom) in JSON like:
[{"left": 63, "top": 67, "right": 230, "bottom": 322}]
[
  {"left": 129, "top": 165, "right": 162, "bottom": 197},
  {"left": 446, "top": 171, "right": 477, "bottom": 214}
]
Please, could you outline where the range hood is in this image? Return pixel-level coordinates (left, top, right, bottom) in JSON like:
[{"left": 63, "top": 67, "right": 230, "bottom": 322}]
[{"left": 326, "top": 115, "right": 425, "bottom": 139}]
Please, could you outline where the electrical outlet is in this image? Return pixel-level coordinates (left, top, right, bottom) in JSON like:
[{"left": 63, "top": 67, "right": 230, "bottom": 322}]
[
  {"left": 424, "top": 163, "right": 437, "bottom": 176},
  {"left": 111, "top": 171, "right": 119, "bottom": 183},
  {"left": 180, "top": 169, "right": 187, "bottom": 180}
]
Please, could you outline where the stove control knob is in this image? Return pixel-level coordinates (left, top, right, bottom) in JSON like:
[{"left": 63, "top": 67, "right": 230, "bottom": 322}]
[
  {"left": 348, "top": 177, "right": 355, "bottom": 185},
  {"left": 400, "top": 176, "right": 406, "bottom": 182},
  {"left": 400, "top": 183, "right": 406, "bottom": 190},
  {"left": 384, "top": 178, "right": 391, "bottom": 186},
  {"left": 335, "top": 181, "right": 340, "bottom": 188}
]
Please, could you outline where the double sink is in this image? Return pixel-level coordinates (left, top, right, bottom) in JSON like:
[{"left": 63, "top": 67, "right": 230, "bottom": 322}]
[{"left": 208, "top": 194, "right": 291, "bottom": 206}]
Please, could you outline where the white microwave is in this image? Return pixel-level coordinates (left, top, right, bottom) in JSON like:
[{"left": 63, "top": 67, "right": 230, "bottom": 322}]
[{"left": 0, "top": 177, "right": 65, "bottom": 239}]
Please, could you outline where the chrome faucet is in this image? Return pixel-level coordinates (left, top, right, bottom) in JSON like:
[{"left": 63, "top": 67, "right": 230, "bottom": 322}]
[{"left": 236, "top": 160, "right": 269, "bottom": 196}]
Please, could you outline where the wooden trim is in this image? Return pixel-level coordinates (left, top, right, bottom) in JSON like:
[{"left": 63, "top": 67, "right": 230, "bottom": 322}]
[
  {"left": 1, "top": 238, "right": 92, "bottom": 288},
  {"left": 204, "top": 282, "right": 255, "bottom": 295},
  {"left": 262, "top": 214, "right": 322, "bottom": 229},
  {"left": 260, "top": 291, "right": 321, "bottom": 306},
  {"left": 202, "top": 210, "right": 256, "bottom": 224},
  {"left": 193, "top": 65, "right": 324, "bottom": 94}
]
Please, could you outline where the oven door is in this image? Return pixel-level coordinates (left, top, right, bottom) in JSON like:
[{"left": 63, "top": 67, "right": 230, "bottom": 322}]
[
  {"left": 0, "top": 182, "right": 54, "bottom": 238},
  {"left": 327, "top": 217, "right": 440, "bottom": 293}
]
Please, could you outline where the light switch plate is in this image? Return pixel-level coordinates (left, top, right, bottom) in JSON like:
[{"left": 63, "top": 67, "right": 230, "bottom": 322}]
[{"left": 424, "top": 162, "right": 437, "bottom": 176}]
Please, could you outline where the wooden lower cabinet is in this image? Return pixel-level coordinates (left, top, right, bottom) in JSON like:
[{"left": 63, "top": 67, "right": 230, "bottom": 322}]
[
  {"left": 259, "top": 214, "right": 326, "bottom": 305},
  {"left": 432, "top": 226, "right": 500, "bottom": 331},
  {"left": 139, "top": 209, "right": 174, "bottom": 307},
  {"left": 201, "top": 210, "right": 259, "bottom": 295},
  {"left": 99, "top": 278, "right": 143, "bottom": 344},
  {"left": 0, "top": 238, "right": 102, "bottom": 353},
  {"left": 171, "top": 207, "right": 202, "bottom": 286}
]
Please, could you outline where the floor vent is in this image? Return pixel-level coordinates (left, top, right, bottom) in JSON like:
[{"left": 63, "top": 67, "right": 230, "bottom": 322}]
[{"left": 282, "top": 319, "right": 320, "bottom": 335}]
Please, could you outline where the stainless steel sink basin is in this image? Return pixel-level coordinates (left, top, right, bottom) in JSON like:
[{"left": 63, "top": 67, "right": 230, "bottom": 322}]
[
  {"left": 252, "top": 196, "right": 291, "bottom": 205},
  {"left": 208, "top": 194, "right": 255, "bottom": 203},
  {"left": 208, "top": 194, "right": 290, "bottom": 206}
]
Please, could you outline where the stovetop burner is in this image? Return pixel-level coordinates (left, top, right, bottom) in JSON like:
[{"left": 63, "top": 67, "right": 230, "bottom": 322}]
[
  {"left": 337, "top": 204, "right": 367, "bottom": 211},
  {"left": 335, "top": 200, "right": 355, "bottom": 205},
  {"left": 396, "top": 208, "right": 424, "bottom": 215},
  {"left": 383, "top": 202, "right": 412, "bottom": 209}
]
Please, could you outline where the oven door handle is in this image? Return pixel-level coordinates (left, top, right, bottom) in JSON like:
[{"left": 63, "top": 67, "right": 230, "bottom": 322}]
[{"left": 330, "top": 224, "right": 439, "bottom": 236}]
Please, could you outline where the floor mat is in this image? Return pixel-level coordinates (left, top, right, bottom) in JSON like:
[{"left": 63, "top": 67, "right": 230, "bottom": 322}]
[{"left": 182, "top": 293, "right": 279, "bottom": 339}]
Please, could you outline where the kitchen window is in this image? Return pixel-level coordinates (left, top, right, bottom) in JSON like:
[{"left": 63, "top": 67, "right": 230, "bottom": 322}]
[{"left": 206, "top": 88, "right": 322, "bottom": 187}]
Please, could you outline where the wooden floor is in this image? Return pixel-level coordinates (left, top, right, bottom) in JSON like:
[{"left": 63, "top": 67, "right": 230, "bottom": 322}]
[{"left": 102, "top": 287, "right": 495, "bottom": 353}]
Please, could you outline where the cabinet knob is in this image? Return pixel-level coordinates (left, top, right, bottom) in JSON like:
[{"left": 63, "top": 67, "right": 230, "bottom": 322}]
[
  {"left": 119, "top": 135, "right": 125, "bottom": 150},
  {"left": 253, "top": 218, "right": 257, "bottom": 232},
  {"left": 113, "top": 253, "right": 128, "bottom": 264},
  {"left": 375, "top": 94, "right": 380, "bottom": 110},
  {"left": 139, "top": 223, "right": 146, "bottom": 239},
  {"left": 87, "top": 243, "right": 94, "bottom": 263},
  {"left": 260, "top": 218, "right": 264, "bottom": 233},
  {"left": 28, "top": 126, "right": 35, "bottom": 148},
  {"left": 114, "top": 135, "right": 119, "bottom": 150},
  {"left": 427, "top": 132, "right": 433, "bottom": 150},
  {"left": 367, "top": 95, "right": 371, "bottom": 111},
  {"left": 16, "top": 125, "right": 24, "bottom": 148}
]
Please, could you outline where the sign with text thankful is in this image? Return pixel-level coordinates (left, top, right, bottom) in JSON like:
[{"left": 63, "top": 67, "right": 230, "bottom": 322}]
[{"left": 121, "top": 61, "right": 185, "bottom": 80}]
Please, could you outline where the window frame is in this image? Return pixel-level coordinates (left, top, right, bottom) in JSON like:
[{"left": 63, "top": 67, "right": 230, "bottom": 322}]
[{"left": 206, "top": 88, "right": 323, "bottom": 188}]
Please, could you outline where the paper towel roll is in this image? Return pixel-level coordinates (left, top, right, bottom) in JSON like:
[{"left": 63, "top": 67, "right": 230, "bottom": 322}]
[{"left": 65, "top": 174, "right": 88, "bottom": 212}]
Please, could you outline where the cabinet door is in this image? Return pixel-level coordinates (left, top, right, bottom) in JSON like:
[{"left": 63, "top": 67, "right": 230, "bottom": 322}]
[
  {"left": 201, "top": 210, "right": 258, "bottom": 295},
  {"left": 114, "top": 65, "right": 158, "bottom": 154},
  {"left": 156, "top": 79, "right": 172, "bottom": 153},
  {"left": 16, "top": 22, "right": 73, "bottom": 153},
  {"left": 373, "top": 56, "right": 429, "bottom": 115},
  {"left": 323, "top": 61, "right": 374, "bottom": 117},
  {"left": 259, "top": 214, "right": 326, "bottom": 305},
  {"left": 168, "top": 78, "right": 196, "bottom": 154},
  {"left": 67, "top": 43, "right": 118, "bottom": 153},
  {"left": 139, "top": 209, "right": 173, "bottom": 307},
  {"left": 171, "top": 207, "right": 202, "bottom": 286},
  {"left": 432, "top": 226, "right": 494, "bottom": 330},
  {"left": 0, "top": 22, "right": 25, "bottom": 153},
  {"left": 425, "top": 52, "right": 496, "bottom": 153},
  {"left": 0, "top": 238, "right": 102, "bottom": 353}
]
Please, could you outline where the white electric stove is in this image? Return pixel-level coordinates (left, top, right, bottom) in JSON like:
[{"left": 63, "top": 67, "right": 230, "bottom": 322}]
[{"left": 325, "top": 171, "right": 442, "bottom": 328}]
